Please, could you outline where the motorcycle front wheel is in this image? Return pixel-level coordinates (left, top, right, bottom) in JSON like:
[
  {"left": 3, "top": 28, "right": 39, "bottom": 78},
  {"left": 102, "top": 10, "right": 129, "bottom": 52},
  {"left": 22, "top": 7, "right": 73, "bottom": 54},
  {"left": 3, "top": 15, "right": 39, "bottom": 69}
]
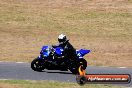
[{"left": 31, "top": 57, "right": 45, "bottom": 72}]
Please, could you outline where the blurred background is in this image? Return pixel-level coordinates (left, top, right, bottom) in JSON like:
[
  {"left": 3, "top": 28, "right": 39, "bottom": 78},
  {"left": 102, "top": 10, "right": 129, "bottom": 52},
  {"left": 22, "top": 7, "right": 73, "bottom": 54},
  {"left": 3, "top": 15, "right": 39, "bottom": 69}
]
[{"left": 0, "top": 0, "right": 132, "bottom": 67}]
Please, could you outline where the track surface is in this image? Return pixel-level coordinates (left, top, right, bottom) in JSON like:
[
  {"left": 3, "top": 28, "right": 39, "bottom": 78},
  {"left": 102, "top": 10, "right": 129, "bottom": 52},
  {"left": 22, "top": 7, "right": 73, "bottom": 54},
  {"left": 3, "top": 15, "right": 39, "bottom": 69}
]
[{"left": 0, "top": 62, "right": 132, "bottom": 87}]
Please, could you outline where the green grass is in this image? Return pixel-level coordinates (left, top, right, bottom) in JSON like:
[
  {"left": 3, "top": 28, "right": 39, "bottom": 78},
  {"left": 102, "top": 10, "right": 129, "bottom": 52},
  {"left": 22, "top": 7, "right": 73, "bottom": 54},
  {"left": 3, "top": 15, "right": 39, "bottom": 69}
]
[{"left": 0, "top": 80, "right": 123, "bottom": 88}]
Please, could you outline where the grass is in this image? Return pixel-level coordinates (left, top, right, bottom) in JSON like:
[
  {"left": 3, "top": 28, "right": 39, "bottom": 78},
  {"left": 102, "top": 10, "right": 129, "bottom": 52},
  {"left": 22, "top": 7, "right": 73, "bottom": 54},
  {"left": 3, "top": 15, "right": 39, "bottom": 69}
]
[
  {"left": 0, "top": 0, "right": 132, "bottom": 67},
  {"left": 0, "top": 79, "right": 123, "bottom": 88}
]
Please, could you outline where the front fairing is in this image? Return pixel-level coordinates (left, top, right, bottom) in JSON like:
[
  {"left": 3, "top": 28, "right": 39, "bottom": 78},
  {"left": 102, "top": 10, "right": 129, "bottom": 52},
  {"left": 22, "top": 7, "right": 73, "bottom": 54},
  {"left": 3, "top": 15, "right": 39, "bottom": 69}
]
[
  {"left": 39, "top": 46, "right": 64, "bottom": 60},
  {"left": 40, "top": 46, "right": 51, "bottom": 58}
]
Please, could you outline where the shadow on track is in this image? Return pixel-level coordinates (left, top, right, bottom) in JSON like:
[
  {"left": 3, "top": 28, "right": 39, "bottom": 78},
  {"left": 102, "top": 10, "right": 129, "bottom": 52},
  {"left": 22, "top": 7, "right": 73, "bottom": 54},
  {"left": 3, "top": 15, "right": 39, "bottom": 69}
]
[
  {"left": 38, "top": 70, "right": 73, "bottom": 74},
  {"left": 46, "top": 71, "right": 72, "bottom": 74}
]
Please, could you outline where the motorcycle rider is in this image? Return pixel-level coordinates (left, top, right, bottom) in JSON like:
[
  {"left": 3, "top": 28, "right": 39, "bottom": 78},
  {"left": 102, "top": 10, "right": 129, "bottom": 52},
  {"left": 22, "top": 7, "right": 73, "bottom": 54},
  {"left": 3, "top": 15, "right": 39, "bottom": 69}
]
[{"left": 52, "top": 34, "right": 77, "bottom": 62}]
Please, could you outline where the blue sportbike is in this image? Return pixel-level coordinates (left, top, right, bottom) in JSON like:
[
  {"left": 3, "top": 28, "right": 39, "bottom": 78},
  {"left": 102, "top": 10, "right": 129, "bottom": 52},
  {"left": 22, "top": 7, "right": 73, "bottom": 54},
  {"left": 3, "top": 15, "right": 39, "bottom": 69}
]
[{"left": 31, "top": 45, "right": 90, "bottom": 74}]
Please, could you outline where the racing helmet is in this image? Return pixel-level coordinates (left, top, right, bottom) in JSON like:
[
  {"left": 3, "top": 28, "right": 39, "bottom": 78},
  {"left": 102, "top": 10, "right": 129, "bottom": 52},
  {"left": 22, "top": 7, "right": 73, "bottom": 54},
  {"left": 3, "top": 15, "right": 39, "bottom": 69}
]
[{"left": 58, "top": 34, "right": 67, "bottom": 43}]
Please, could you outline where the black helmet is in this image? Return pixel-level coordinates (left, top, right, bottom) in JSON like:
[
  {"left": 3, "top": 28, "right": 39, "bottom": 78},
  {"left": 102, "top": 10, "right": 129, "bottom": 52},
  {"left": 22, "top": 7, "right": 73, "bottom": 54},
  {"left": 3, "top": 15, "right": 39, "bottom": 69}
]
[{"left": 58, "top": 34, "right": 67, "bottom": 43}]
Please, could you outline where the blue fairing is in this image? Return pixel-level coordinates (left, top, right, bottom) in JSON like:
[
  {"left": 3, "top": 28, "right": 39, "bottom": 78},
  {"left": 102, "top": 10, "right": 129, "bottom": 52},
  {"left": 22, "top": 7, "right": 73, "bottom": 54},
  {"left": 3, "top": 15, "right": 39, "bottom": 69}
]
[
  {"left": 54, "top": 47, "right": 64, "bottom": 56},
  {"left": 39, "top": 45, "right": 90, "bottom": 60},
  {"left": 39, "top": 46, "right": 64, "bottom": 59},
  {"left": 40, "top": 46, "right": 50, "bottom": 58},
  {"left": 79, "top": 49, "right": 90, "bottom": 56},
  {"left": 76, "top": 49, "right": 90, "bottom": 59},
  {"left": 42, "top": 46, "right": 49, "bottom": 50}
]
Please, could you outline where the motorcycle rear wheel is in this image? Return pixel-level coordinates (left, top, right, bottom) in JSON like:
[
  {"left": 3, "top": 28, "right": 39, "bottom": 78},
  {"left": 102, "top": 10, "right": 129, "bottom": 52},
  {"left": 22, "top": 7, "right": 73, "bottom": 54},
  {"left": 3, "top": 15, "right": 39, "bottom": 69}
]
[
  {"left": 69, "top": 59, "right": 87, "bottom": 74},
  {"left": 69, "top": 67, "right": 79, "bottom": 74},
  {"left": 79, "top": 59, "right": 87, "bottom": 70}
]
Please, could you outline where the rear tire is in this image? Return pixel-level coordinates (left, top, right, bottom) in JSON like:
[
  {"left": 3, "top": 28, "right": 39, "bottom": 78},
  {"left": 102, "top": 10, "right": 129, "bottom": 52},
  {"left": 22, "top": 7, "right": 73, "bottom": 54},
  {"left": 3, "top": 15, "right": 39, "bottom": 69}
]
[
  {"left": 69, "top": 61, "right": 79, "bottom": 74},
  {"left": 69, "top": 59, "right": 87, "bottom": 74},
  {"left": 79, "top": 59, "right": 87, "bottom": 70},
  {"left": 69, "top": 67, "right": 79, "bottom": 74},
  {"left": 31, "top": 57, "right": 45, "bottom": 72}
]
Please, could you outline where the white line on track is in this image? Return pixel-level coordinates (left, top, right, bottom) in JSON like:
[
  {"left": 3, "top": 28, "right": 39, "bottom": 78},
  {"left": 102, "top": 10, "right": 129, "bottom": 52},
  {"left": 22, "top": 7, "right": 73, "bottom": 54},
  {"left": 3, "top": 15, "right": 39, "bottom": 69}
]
[
  {"left": 94, "top": 66, "right": 127, "bottom": 69},
  {"left": 118, "top": 67, "right": 127, "bottom": 68},
  {"left": 0, "top": 61, "right": 28, "bottom": 64},
  {"left": 16, "top": 62, "right": 26, "bottom": 63}
]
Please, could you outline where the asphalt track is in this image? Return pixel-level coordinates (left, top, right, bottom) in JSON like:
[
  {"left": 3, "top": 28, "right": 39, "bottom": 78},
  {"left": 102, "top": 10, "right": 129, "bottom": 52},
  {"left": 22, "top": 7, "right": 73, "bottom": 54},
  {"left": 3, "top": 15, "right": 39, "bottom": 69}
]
[{"left": 0, "top": 62, "right": 132, "bottom": 87}]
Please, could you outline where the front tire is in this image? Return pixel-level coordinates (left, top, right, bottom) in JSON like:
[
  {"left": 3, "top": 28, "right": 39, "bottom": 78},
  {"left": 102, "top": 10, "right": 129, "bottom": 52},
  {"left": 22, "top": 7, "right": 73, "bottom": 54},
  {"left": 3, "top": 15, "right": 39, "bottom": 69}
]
[{"left": 31, "top": 57, "right": 45, "bottom": 72}]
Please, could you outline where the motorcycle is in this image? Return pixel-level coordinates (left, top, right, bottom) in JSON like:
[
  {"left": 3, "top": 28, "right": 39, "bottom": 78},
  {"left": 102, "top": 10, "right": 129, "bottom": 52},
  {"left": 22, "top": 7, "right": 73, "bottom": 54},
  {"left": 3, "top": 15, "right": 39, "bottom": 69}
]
[{"left": 31, "top": 45, "right": 90, "bottom": 74}]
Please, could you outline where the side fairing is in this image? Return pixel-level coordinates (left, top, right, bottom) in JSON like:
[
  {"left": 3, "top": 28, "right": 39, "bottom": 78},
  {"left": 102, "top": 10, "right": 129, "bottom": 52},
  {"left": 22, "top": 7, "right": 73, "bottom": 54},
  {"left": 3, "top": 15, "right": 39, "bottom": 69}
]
[
  {"left": 79, "top": 49, "right": 90, "bottom": 57},
  {"left": 76, "top": 49, "right": 90, "bottom": 59},
  {"left": 54, "top": 47, "right": 64, "bottom": 56}
]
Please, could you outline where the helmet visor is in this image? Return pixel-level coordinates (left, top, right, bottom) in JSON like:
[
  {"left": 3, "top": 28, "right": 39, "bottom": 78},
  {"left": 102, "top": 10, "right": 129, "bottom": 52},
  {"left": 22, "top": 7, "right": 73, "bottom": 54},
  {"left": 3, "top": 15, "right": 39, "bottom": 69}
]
[{"left": 58, "top": 39, "right": 64, "bottom": 43}]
